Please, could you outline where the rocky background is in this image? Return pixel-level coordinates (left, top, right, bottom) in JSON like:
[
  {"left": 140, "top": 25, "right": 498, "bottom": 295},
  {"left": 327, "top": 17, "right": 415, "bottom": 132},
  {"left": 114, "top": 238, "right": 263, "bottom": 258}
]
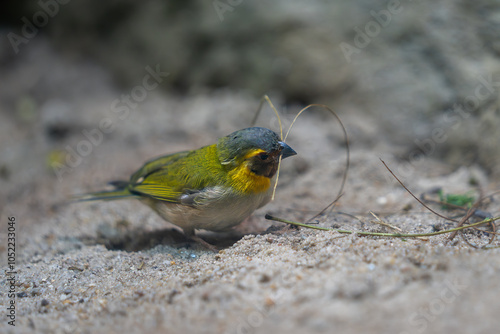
[{"left": 1, "top": 1, "right": 500, "bottom": 333}]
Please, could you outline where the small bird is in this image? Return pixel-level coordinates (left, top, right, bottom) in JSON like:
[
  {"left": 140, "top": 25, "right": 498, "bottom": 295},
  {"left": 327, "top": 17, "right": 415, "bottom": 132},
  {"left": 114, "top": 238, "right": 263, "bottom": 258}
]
[{"left": 77, "top": 127, "right": 296, "bottom": 249}]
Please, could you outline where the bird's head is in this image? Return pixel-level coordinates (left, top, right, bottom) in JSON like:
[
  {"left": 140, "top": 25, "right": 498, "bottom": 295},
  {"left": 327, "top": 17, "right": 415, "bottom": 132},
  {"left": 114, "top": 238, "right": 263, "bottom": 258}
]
[{"left": 217, "top": 127, "right": 296, "bottom": 179}]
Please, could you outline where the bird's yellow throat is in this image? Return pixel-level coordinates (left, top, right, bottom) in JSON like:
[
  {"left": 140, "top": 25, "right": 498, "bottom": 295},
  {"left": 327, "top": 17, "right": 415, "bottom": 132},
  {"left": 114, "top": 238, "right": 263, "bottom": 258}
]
[
  {"left": 228, "top": 162, "right": 271, "bottom": 194},
  {"left": 226, "top": 149, "right": 270, "bottom": 194}
]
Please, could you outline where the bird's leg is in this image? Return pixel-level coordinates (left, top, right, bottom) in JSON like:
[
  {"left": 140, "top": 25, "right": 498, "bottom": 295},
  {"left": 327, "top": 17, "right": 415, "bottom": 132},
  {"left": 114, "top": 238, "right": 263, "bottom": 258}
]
[{"left": 183, "top": 228, "right": 219, "bottom": 252}]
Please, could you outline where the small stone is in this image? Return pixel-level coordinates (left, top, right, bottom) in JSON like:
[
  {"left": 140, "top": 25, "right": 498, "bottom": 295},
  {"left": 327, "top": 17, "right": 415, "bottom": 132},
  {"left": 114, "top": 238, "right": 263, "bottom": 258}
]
[
  {"left": 41, "top": 299, "right": 50, "bottom": 306},
  {"left": 259, "top": 274, "right": 271, "bottom": 283},
  {"left": 265, "top": 297, "right": 275, "bottom": 307},
  {"left": 68, "top": 266, "right": 84, "bottom": 272},
  {"left": 17, "top": 292, "right": 28, "bottom": 298}
]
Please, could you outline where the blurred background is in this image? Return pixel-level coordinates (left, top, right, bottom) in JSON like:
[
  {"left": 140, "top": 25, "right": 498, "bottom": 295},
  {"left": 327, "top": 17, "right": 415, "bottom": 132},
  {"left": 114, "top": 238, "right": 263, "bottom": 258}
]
[
  {"left": 1, "top": 0, "right": 500, "bottom": 215},
  {"left": 3, "top": 3, "right": 500, "bottom": 332}
]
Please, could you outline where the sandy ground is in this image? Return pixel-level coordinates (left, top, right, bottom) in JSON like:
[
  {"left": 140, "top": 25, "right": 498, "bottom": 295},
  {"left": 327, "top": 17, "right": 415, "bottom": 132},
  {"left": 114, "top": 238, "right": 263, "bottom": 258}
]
[{"left": 2, "top": 42, "right": 500, "bottom": 334}]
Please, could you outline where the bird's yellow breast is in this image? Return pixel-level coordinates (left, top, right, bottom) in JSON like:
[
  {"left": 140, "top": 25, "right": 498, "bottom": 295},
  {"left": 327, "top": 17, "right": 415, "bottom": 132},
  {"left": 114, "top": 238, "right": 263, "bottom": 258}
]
[{"left": 227, "top": 162, "right": 271, "bottom": 194}]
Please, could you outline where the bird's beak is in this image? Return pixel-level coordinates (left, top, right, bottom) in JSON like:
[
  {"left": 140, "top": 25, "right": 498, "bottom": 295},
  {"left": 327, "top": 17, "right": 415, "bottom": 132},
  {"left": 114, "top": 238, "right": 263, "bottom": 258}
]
[{"left": 279, "top": 142, "right": 297, "bottom": 159}]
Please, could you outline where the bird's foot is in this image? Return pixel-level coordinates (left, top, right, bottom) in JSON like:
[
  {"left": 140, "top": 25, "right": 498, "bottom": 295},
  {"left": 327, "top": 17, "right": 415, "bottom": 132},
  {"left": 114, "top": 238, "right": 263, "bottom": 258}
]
[{"left": 189, "top": 234, "right": 219, "bottom": 252}]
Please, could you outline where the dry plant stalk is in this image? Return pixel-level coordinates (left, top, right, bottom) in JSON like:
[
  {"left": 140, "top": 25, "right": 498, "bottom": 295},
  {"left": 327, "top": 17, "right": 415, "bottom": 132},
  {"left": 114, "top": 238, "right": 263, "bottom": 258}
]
[
  {"left": 253, "top": 96, "right": 350, "bottom": 221},
  {"left": 257, "top": 97, "right": 499, "bottom": 249}
]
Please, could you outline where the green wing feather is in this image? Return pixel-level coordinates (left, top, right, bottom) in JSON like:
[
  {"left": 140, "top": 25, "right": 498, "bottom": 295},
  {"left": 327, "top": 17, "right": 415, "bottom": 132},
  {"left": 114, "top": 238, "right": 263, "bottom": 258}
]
[
  {"left": 75, "top": 144, "right": 228, "bottom": 203},
  {"left": 128, "top": 144, "right": 227, "bottom": 202},
  {"left": 129, "top": 150, "right": 190, "bottom": 184}
]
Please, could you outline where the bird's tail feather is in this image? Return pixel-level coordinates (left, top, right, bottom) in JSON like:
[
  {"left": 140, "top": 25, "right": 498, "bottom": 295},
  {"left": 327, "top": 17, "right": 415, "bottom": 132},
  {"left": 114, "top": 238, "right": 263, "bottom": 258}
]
[{"left": 72, "top": 181, "right": 137, "bottom": 202}]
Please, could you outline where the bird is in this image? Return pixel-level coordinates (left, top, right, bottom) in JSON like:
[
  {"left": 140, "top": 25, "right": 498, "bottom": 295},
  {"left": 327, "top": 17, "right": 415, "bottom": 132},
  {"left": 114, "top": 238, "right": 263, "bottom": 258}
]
[{"left": 76, "top": 127, "right": 297, "bottom": 249}]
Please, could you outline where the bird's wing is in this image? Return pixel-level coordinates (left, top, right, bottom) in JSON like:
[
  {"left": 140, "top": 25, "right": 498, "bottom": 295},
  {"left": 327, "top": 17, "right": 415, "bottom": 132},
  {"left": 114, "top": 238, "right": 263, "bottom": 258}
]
[{"left": 128, "top": 151, "right": 192, "bottom": 203}]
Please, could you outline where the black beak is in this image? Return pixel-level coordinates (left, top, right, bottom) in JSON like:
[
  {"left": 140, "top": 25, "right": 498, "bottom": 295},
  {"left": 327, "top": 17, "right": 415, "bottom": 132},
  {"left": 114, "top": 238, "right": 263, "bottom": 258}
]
[{"left": 279, "top": 142, "right": 297, "bottom": 159}]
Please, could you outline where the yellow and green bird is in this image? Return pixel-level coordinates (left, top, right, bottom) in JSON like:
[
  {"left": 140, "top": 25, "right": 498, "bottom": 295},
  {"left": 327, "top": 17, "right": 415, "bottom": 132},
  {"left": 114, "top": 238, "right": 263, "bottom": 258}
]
[{"left": 77, "top": 127, "right": 296, "bottom": 247}]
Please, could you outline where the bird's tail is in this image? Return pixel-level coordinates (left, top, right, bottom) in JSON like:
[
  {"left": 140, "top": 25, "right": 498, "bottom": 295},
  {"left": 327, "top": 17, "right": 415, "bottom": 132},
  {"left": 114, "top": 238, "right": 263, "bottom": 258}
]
[{"left": 72, "top": 181, "right": 138, "bottom": 202}]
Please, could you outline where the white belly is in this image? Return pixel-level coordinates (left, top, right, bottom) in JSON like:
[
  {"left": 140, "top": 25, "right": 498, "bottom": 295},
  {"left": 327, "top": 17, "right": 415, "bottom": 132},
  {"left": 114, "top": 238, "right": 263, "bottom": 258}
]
[{"left": 143, "top": 186, "right": 272, "bottom": 234}]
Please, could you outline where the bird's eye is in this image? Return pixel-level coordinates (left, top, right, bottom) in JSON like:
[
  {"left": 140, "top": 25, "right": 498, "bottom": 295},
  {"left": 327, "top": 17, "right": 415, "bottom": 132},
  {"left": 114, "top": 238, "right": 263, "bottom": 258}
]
[{"left": 258, "top": 153, "right": 269, "bottom": 160}]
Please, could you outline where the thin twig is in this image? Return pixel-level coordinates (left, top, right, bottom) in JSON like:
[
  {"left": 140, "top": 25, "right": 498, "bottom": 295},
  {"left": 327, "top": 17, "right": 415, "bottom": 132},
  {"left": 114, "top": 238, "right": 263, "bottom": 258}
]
[
  {"left": 447, "top": 200, "right": 481, "bottom": 243},
  {"left": 369, "top": 211, "right": 402, "bottom": 232},
  {"left": 279, "top": 104, "right": 350, "bottom": 224},
  {"left": 252, "top": 95, "right": 283, "bottom": 201},
  {"left": 265, "top": 214, "right": 500, "bottom": 238},
  {"left": 460, "top": 211, "right": 497, "bottom": 249},
  {"left": 380, "top": 159, "right": 456, "bottom": 222}
]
